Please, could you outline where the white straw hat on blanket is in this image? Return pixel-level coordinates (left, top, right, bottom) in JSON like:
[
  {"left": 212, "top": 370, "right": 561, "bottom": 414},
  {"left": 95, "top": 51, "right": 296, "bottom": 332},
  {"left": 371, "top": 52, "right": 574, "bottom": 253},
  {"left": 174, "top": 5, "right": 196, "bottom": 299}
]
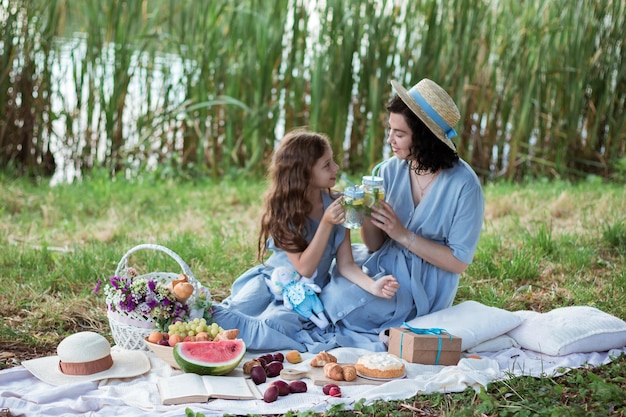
[
  {"left": 390, "top": 78, "right": 460, "bottom": 151},
  {"left": 22, "top": 331, "right": 150, "bottom": 386}
]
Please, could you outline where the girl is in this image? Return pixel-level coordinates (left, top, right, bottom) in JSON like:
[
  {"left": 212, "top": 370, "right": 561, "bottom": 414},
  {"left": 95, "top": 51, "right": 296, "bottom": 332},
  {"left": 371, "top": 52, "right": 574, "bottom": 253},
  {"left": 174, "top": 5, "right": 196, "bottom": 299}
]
[{"left": 212, "top": 128, "right": 398, "bottom": 352}]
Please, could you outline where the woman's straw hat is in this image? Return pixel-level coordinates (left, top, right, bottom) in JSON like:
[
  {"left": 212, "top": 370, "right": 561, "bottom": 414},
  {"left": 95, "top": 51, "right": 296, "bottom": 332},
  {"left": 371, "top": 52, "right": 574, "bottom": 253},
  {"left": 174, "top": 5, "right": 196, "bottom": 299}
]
[
  {"left": 21, "top": 331, "right": 150, "bottom": 386},
  {"left": 390, "top": 79, "right": 460, "bottom": 151}
]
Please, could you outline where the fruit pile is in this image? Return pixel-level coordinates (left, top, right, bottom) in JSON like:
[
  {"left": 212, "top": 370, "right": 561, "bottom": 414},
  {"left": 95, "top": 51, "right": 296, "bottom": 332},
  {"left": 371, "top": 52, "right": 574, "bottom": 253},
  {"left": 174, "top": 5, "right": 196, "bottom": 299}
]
[
  {"left": 243, "top": 352, "right": 286, "bottom": 384},
  {"left": 147, "top": 318, "right": 229, "bottom": 347},
  {"left": 263, "top": 380, "right": 307, "bottom": 403},
  {"left": 242, "top": 351, "right": 310, "bottom": 403},
  {"left": 242, "top": 350, "right": 344, "bottom": 403}
]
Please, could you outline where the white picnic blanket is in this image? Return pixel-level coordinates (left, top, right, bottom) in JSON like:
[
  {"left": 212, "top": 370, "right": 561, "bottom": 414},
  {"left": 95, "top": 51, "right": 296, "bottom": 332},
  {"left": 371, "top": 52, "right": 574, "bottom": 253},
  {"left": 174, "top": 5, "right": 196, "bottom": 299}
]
[
  {"left": 1, "top": 346, "right": 625, "bottom": 417},
  {"left": 3, "top": 303, "right": 626, "bottom": 416}
]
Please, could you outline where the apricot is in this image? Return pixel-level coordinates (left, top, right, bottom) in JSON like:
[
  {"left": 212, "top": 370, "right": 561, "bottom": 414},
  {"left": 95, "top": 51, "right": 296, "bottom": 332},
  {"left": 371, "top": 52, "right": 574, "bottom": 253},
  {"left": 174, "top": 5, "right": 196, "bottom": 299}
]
[
  {"left": 285, "top": 350, "right": 302, "bottom": 364},
  {"left": 195, "top": 331, "right": 210, "bottom": 341},
  {"left": 147, "top": 331, "right": 162, "bottom": 344},
  {"left": 168, "top": 334, "right": 183, "bottom": 347}
]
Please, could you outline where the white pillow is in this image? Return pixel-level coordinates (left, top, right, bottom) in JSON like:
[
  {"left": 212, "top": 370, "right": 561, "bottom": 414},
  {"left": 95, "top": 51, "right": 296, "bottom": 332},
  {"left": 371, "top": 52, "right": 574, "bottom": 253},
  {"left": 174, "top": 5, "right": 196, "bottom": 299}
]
[
  {"left": 466, "top": 334, "right": 520, "bottom": 353},
  {"left": 507, "top": 306, "right": 626, "bottom": 356},
  {"left": 403, "top": 301, "right": 524, "bottom": 351},
  {"left": 513, "top": 310, "right": 540, "bottom": 321}
]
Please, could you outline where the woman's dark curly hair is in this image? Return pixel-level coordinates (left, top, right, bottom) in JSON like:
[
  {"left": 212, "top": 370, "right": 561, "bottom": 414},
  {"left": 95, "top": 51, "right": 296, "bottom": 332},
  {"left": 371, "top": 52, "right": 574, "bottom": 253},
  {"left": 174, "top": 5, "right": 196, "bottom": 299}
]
[
  {"left": 386, "top": 95, "right": 459, "bottom": 173},
  {"left": 257, "top": 129, "right": 333, "bottom": 262}
]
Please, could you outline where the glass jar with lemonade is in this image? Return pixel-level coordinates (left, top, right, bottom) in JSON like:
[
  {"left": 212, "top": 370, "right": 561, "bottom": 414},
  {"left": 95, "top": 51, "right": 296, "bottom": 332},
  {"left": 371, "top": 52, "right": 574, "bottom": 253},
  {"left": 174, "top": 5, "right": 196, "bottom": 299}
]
[
  {"left": 342, "top": 186, "right": 365, "bottom": 229},
  {"left": 361, "top": 175, "right": 385, "bottom": 215}
]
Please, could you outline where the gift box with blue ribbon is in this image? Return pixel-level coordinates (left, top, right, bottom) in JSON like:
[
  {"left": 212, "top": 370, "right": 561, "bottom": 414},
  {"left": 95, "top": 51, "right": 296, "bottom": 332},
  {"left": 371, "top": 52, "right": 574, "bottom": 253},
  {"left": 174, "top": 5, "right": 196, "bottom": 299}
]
[{"left": 388, "top": 324, "right": 462, "bottom": 366}]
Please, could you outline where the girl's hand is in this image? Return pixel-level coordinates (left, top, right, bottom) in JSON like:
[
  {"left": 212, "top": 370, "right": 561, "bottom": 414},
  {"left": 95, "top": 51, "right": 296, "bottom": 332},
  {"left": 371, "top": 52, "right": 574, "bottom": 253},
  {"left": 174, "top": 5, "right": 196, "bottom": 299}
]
[
  {"left": 371, "top": 275, "right": 399, "bottom": 299},
  {"left": 322, "top": 197, "right": 346, "bottom": 225},
  {"left": 369, "top": 200, "right": 405, "bottom": 241}
]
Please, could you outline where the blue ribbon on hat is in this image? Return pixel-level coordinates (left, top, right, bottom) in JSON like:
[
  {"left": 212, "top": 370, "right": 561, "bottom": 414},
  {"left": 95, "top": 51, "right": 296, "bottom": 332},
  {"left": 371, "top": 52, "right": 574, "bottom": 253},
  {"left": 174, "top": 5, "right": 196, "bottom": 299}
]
[
  {"left": 408, "top": 87, "right": 458, "bottom": 140},
  {"left": 400, "top": 322, "right": 452, "bottom": 365}
]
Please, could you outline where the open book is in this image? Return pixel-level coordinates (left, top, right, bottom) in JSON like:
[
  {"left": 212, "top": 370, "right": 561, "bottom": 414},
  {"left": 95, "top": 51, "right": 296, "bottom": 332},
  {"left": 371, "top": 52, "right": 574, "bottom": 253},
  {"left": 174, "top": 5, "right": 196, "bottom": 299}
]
[{"left": 158, "top": 373, "right": 262, "bottom": 405}]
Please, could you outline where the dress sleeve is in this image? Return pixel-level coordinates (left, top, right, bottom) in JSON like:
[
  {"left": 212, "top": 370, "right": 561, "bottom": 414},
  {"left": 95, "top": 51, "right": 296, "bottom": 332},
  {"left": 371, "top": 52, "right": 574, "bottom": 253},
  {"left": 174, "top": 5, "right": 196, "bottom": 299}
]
[{"left": 447, "top": 179, "right": 484, "bottom": 264}]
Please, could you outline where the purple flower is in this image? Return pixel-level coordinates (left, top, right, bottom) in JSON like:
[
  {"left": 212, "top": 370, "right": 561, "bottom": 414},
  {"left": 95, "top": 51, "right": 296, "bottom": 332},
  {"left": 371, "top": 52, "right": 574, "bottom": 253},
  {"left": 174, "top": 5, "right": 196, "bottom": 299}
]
[
  {"left": 109, "top": 276, "right": 122, "bottom": 290},
  {"left": 123, "top": 294, "right": 136, "bottom": 312},
  {"left": 146, "top": 296, "right": 157, "bottom": 310},
  {"left": 93, "top": 279, "right": 102, "bottom": 294}
]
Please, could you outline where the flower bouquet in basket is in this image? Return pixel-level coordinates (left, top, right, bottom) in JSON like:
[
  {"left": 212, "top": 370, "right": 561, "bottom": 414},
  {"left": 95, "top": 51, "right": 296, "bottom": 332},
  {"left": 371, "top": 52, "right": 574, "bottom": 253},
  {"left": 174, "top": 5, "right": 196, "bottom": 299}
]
[{"left": 95, "top": 268, "right": 214, "bottom": 350}]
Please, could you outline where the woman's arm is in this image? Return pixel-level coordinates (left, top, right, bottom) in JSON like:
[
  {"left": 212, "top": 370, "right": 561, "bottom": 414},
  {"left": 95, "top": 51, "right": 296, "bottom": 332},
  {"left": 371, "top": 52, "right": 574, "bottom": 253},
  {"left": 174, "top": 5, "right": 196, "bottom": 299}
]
[
  {"left": 398, "top": 231, "right": 469, "bottom": 274},
  {"left": 335, "top": 231, "right": 399, "bottom": 298}
]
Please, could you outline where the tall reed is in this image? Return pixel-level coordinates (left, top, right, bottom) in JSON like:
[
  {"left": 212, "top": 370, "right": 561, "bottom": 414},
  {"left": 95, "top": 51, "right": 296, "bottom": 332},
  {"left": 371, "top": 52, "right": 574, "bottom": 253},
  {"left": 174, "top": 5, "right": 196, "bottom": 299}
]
[
  {"left": 0, "top": 0, "right": 623, "bottom": 182},
  {"left": 0, "top": 0, "right": 59, "bottom": 177}
]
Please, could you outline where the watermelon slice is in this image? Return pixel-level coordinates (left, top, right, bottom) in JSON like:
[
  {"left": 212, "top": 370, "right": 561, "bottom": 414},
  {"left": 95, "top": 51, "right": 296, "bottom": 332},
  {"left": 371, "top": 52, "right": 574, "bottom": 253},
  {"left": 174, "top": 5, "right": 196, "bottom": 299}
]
[{"left": 173, "top": 339, "right": 246, "bottom": 375}]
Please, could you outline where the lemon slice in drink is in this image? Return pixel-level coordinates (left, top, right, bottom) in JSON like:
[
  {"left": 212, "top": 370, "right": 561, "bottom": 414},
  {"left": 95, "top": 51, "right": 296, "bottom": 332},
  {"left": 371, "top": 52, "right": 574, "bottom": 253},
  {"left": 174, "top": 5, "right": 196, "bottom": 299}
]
[{"left": 364, "top": 194, "right": 376, "bottom": 207}]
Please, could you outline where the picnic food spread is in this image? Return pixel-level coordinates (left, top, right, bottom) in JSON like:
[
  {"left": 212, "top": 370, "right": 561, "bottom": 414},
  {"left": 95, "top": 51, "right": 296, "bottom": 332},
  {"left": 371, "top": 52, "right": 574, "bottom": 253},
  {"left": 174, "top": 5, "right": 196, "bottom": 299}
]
[{"left": 355, "top": 352, "right": 406, "bottom": 379}]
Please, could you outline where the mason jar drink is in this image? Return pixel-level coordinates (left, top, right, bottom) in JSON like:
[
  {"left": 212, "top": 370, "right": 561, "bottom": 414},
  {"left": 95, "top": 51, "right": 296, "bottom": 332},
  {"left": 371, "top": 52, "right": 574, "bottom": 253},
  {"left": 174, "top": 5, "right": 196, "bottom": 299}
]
[
  {"left": 361, "top": 175, "right": 385, "bottom": 215},
  {"left": 342, "top": 186, "right": 365, "bottom": 229}
]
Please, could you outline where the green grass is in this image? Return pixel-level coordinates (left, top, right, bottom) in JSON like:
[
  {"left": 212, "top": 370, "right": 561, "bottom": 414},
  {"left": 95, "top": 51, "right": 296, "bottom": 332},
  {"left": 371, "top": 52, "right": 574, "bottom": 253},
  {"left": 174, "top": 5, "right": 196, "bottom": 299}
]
[{"left": 1, "top": 175, "right": 625, "bottom": 416}]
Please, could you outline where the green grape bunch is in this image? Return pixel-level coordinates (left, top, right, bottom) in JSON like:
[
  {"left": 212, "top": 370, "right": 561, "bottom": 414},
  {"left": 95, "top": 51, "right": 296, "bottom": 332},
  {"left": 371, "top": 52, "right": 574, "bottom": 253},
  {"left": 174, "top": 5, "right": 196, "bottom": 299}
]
[{"left": 168, "top": 318, "right": 224, "bottom": 339}]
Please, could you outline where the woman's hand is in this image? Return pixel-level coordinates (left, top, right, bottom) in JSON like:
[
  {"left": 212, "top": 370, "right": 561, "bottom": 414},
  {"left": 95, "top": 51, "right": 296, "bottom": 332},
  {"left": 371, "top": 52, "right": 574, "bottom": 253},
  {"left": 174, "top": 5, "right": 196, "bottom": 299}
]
[
  {"left": 370, "top": 275, "right": 399, "bottom": 299},
  {"left": 322, "top": 197, "right": 346, "bottom": 225},
  {"left": 369, "top": 200, "right": 406, "bottom": 242},
  {"left": 370, "top": 201, "right": 470, "bottom": 274}
]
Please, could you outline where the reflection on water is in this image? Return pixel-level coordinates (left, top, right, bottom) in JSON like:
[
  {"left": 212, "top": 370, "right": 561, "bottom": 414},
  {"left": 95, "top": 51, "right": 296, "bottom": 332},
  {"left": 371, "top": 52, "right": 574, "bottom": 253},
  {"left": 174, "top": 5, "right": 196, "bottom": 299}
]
[{"left": 50, "top": 37, "right": 190, "bottom": 185}]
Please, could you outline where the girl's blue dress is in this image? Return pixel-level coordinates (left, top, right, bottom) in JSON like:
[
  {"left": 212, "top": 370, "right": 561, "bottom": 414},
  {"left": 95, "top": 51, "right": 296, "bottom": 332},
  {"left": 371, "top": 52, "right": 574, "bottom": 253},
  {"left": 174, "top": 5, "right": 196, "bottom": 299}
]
[{"left": 212, "top": 192, "right": 345, "bottom": 352}]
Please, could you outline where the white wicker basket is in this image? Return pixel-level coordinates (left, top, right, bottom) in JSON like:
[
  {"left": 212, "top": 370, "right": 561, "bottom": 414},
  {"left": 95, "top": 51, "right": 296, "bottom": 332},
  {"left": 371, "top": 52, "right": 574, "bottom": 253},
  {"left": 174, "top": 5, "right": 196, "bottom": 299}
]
[{"left": 106, "top": 244, "right": 205, "bottom": 350}]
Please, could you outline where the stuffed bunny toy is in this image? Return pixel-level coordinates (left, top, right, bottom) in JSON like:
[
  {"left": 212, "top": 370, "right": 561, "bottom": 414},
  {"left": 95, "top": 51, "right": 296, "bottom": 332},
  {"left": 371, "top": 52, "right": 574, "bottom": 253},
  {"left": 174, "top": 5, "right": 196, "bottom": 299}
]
[{"left": 269, "top": 266, "right": 329, "bottom": 329}]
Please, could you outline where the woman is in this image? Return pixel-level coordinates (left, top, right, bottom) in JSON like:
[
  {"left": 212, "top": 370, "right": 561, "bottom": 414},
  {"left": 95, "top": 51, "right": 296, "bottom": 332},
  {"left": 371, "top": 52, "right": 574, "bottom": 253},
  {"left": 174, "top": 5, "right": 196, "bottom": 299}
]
[
  {"left": 212, "top": 128, "right": 398, "bottom": 352},
  {"left": 322, "top": 78, "right": 484, "bottom": 345}
]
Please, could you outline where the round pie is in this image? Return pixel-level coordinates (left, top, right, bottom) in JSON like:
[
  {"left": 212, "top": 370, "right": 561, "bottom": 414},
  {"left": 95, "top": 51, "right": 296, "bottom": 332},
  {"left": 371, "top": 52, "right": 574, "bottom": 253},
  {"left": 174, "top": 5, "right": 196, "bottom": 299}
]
[{"left": 355, "top": 352, "right": 405, "bottom": 379}]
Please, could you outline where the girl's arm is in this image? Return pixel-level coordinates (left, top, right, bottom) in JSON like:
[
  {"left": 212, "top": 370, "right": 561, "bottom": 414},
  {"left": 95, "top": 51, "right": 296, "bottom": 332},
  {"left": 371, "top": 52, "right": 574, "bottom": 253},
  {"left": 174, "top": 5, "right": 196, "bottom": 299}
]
[
  {"left": 285, "top": 198, "right": 344, "bottom": 278},
  {"left": 335, "top": 231, "right": 399, "bottom": 299}
]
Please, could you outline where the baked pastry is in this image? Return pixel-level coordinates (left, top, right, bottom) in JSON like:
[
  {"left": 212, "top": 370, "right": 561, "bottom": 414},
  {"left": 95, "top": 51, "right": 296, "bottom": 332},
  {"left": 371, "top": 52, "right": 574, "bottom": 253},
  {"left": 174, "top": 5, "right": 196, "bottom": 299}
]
[
  {"left": 355, "top": 353, "right": 405, "bottom": 379},
  {"left": 323, "top": 362, "right": 344, "bottom": 381},
  {"left": 341, "top": 364, "right": 357, "bottom": 381},
  {"left": 310, "top": 351, "right": 337, "bottom": 367}
]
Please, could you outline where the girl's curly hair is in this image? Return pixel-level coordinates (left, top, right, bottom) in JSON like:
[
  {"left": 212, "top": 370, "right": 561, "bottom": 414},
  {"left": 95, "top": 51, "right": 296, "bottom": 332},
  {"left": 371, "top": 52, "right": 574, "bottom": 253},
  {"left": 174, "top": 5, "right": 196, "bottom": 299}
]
[{"left": 257, "top": 129, "right": 333, "bottom": 262}]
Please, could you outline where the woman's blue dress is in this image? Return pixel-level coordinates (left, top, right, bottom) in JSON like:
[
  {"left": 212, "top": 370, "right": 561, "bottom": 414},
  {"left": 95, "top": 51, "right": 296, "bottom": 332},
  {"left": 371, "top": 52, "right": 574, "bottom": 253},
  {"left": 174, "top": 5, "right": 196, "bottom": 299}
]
[{"left": 321, "top": 157, "right": 484, "bottom": 345}]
